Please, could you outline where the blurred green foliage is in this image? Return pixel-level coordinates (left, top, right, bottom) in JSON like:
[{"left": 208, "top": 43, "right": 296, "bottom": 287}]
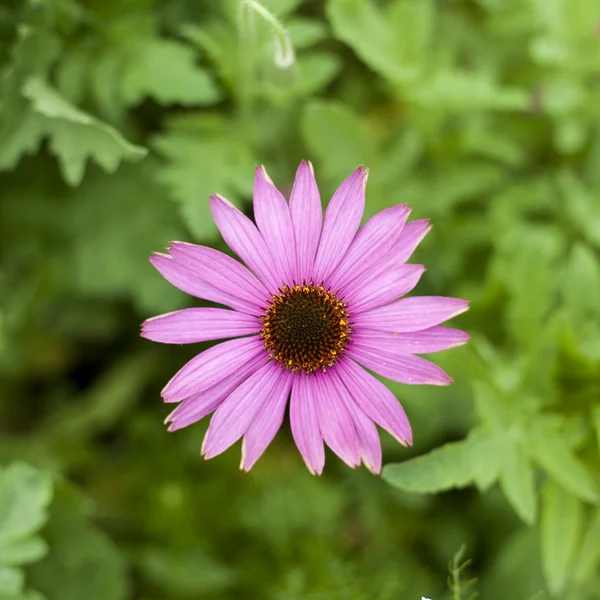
[{"left": 1, "top": 0, "right": 600, "bottom": 598}]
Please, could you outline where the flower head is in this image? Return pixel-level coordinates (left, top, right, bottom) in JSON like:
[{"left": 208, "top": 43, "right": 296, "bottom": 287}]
[{"left": 142, "top": 163, "right": 469, "bottom": 474}]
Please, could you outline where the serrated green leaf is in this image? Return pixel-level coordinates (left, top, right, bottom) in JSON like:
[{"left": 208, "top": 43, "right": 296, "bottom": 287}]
[
  {"left": 526, "top": 419, "right": 598, "bottom": 503},
  {"left": 540, "top": 481, "right": 583, "bottom": 596},
  {"left": 0, "top": 463, "right": 52, "bottom": 567},
  {"left": 498, "top": 442, "right": 537, "bottom": 524},
  {"left": 382, "top": 437, "right": 494, "bottom": 494},
  {"left": 153, "top": 115, "right": 254, "bottom": 240},
  {"left": 120, "top": 39, "right": 221, "bottom": 107},
  {"left": 21, "top": 77, "right": 147, "bottom": 185},
  {"left": 326, "top": 0, "right": 428, "bottom": 83}
]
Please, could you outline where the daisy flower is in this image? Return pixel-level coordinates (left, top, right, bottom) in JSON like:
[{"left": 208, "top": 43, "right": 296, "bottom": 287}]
[{"left": 142, "top": 163, "right": 469, "bottom": 474}]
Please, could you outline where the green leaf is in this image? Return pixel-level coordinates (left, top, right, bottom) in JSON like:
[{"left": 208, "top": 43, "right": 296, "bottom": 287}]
[
  {"left": 138, "top": 547, "right": 236, "bottom": 596},
  {"left": 498, "top": 442, "right": 537, "bottom": 524},
  {"left": 0, "top": 463, "right": 52, "bottom": 567},
  {"left": 153, "top": 115, "right": 255, "bottom": 240},
  {"left": 120, "top": 39, "right": 221, "bottom": 107},
  {"left": 301, "top": 100, "right": 377, "bottom": 181},
  {"left": 382, "top": 437, "right": 494, "bottom": 494},
  {"left": 28, "top": 486, "right": 128, "bottom": 600},
  {"left": 562, "top": 243, "right": 600, "bottom": 325},
  {"left": 540, "top": 481, "right": 583, "bottom": 596},
  {"left": 526, "top": 418, "right": 598, "bottom": 503},
  {"left": 408, "top": 71, "right": 529, "bottom": 112},
  {"left": 594, "top": 405, "right": 600, "bottom": 453},
  {"left": 575, "top": 507, "right": 600, "bottom": 584},
  {"left": 67, "top": 161, "right": 188, "bottom": 314},
  {"left": 21, "top": 77, "right": 147, "bottom": 185},
  {"left": 326, "top": 0, "right": 430, "bottom": 83}
]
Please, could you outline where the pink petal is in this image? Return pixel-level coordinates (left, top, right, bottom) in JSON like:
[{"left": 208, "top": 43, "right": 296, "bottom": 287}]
[
  {"left": 352, "top": 296, "right": 470, "bottom": 333},
  {"left": 290, "top": 374, "right": 325, "bottom": 475},
  {"left": 393, "top": 219, "right": 432, "bottom": 264},
  {"left": 150, "top": 253, "right": 250, "bottom": 311},
  {"left": 201, "top": 362, "right": 285, "bottom": 459},
  {"left": 141, "top": 308, "right": 261, "bottom": 344},
  {"left": 165, "top": 352, "right": 268, "bottom": 430},
  {"left": 354, "top": 219, "right": 431, "bottom": 287},
  {"left": 210, "top": 194, "right": 282, "bottom": 292},
  {"left": 161, "top": 336, "right": 265, "bottom": 403},
  {"left": 253, "top": 166, "right": 298, "bottom": 284},
  {"left": 352, "top": 326, "right": 470, "bottom": 355},
  {"left": 340, "top": 390, "right": 382, "bottom": 474},
  {"left": 313, "top": 372, "right": 360, "bottom": 468},
  {"left": 335, "top": 358, "right": 412, "bottom": 445},
  {"left": 289, "top": 161, "right": 322, "bottom": 283},
  {"left": 240, "top": 370, "right": 293, "bottom": 471},
  {"left": 346, "top": 264, "right": 425, "bottom": 314},
  {"left": 348, "top": 344, "right": 453, "bottom": 386},
  {"left": 328, "top": 204, "right": 411, "bottom": 292},
  {"left": 312, "top": 167, "right": 367, "bottom": 283},
  {"left": 168, "top": 242, "right": 270, "bottom": 312}
]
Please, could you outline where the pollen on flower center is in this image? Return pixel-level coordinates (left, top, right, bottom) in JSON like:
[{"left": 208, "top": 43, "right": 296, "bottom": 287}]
[{"left": 261, "top": 282, "right": 350, "bottom": 374}]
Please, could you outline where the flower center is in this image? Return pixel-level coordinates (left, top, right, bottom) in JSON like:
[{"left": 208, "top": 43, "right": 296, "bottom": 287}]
[{"left": 261, "top": 283, "right": 350, "bottom": 374}]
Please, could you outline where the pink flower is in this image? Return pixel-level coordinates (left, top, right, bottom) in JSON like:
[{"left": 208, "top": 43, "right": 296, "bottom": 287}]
[{"left": 142, "top": 163, "right": 469, "bottom": 474}]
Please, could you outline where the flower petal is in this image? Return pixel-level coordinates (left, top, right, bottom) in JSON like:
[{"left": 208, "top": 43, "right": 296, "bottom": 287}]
[
  {"left": 166, "top": 351, "right": 267, "bottom": 430},
  {"left": 312, "top": 167, "right": 367, "bottom": 283},
  {"left": 240, "top": 370, "right": 293, "bottom": 471},
  {"left": 289, "top": 161, "right": 322, "bottom": 283},
  {"left": 210, "top": 194, "right": 282, "bottom": 292},
  {"left": 142, "top": 308, "right": 261, "bottom": 344},
  {"left": 328, "top": 204, "right": 410, "bottom": 292},
  {"left": 352, "top": 326, "right": 471, "bottom": 355},
  {"left": 290, "top": 373, "right": 325, "bottom": 475},
  {"left": 201, "top": 361, "right": 285, "bottom": 459},
  {"left": 352, "top": 296, "right": 470, "bottom": 333},
  {"left": 348, "top": 344, "right": 453, "bottom": 386},
  {"left": 313, "top": 372, "right": 360, "bottom": 468},
  {"left": 253, "top": 166, "right": 298, "bottom": 284},
  {"left": 150, "top": 253, "right": 247, "bottom": 310},
  {"left": 330, "top": 368, "right": 381, "bottom": 473},
  {"left": 335, "top": 358, "right": 412, "bottom": 445},
  {"left": 168, "top": 242, "right": 270, "bottom": 312},
  {"left": 161, "top": 336, "right": 264, "bottom": 403},
  {"left": 347, "top": 264, "right": 425, "bottom": 313},
  {"left": 393, "top": 219, "right": 432, "bottom": 264}
]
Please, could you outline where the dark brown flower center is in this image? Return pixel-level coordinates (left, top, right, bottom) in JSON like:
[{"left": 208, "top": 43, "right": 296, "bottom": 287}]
[{"left": 261, "top": 283, "right": 350, "bottom": 374}]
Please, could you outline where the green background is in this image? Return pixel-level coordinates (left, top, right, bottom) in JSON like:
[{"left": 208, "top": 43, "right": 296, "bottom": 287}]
[{"left": 1, "top": 0, "right": 600, "bottom": 598}]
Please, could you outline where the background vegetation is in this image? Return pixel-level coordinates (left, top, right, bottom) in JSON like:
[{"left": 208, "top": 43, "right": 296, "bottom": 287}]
[{"left": 1, "top": 0, "right": 600, "bottom": 598}]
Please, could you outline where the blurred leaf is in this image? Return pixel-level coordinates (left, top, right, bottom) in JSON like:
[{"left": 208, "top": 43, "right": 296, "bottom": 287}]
[
  {"left": 562, "top": 243, "right": 600, "bottom": 327},
  {"left": 408, "top": 71, "right": 528, "bottom": 112},
  {"left": 525, "top": 418, "right": 598, "bottom": 503},
  {"left": 68, "top": 161, "right": 187, "bottom": 314},
  {"left": 594, "top": 405, "right": 600, "bottom": 452},
  {"left": 153, "top": 114, "right": 255, "bottom": 240},
  {"left": 138, "top": 547, "right": 236, "bottom": 596},
  {"left": 0, "top": 463, "right": 52, "bottom": 567},
  {"left": 302, "top": 100, "right": 376, "bottom": 181},
  {"left": 540, "top": 481, "right": 583, "bottom": 596},
  {"left": 21, "top": 77, "right": 147, "bottom": 186},
  {"left": 574, "top": 507, "right": 600, "bottom": 585},
  {"left": 28, "top": 485, "right": 128, "bottom": 600},
  {"left": 120, "top": 39, "right": 221, "bottom": 107},
  {"left": 327, "top": 0, "right": 431, "bottom": 84},
  {"left": 498, "top": 442, "right": 537, "bottom": 524},
  {"left": 382, "top": 436, "right": 496, "bottom": 494}
]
